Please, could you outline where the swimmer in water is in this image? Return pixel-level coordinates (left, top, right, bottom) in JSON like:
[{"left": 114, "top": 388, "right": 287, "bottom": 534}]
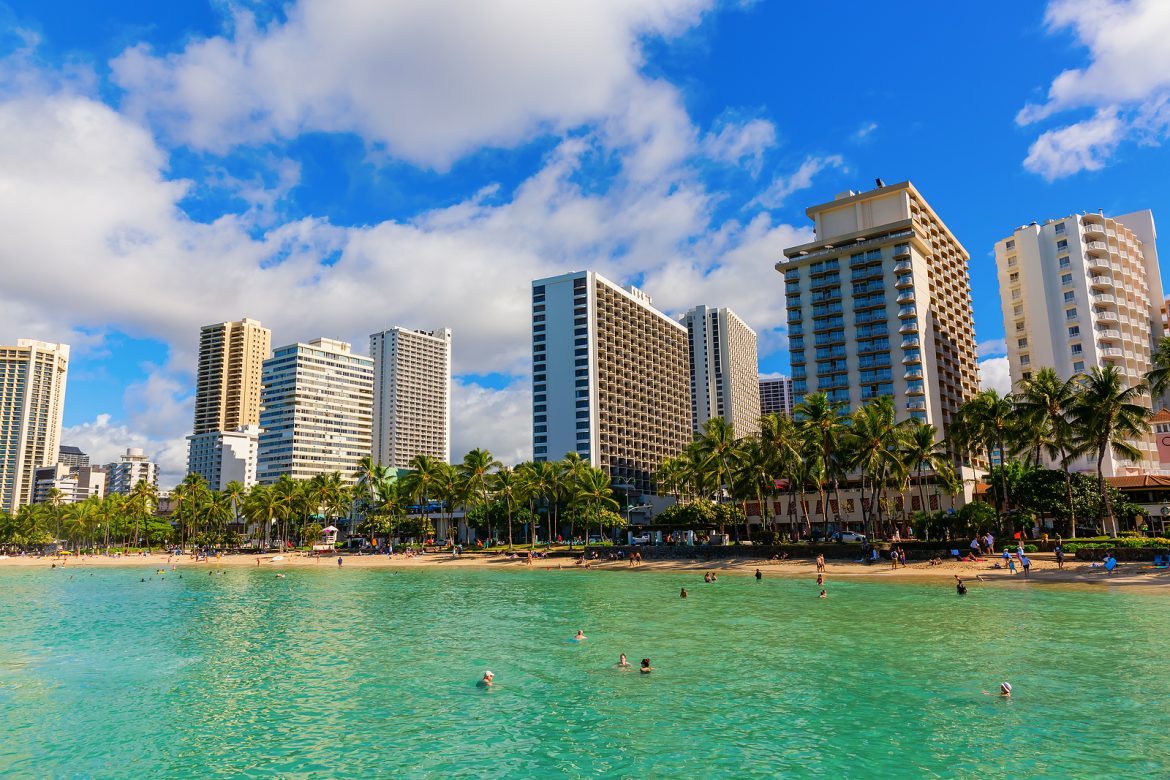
[
  {"left": 617, "top": 654, "right": 630, "bottom": 668},
  {"left": 573, "top": 630, "right": 586, "bottom": 641},
  {"left": 704, "top": 572, "right": 711, "bottom": 583},
  {"left": 982, "top": 682, "right": 1011, "bottom": 698},
  {"left": 680, "top": 588, "right": 688, "bottom": 598},
  {"left": 640, "top": 658, "right": 653, "bottom": 674},
  {"left": 276, "top": 573, "right": 286, "bottom": 578},
  {"left": 816, "top": 573, "right": 823, "bottom": 586},
  {"left": 755, "top": 568, "right": 762, "bottom": 580},
  {"left": 477, "top": 671, "right": 494, "bottom": 688},
  {"left": 819, "top": 589, "right": 827, "bottom": 598},
  {"left": 955, "top": 575, "right": 968, "bottom": 595}
]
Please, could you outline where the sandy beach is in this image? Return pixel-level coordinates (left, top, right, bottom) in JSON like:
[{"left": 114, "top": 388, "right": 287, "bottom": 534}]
[{"left": 4, "top": 548, "right": 1168, "bottom": 589}]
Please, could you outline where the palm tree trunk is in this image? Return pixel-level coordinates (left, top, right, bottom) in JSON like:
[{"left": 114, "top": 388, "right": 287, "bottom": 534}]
[
  {"left": 1098, "top": 444, "right": 1116, "bottom": 536},
  {"left": 1063, "top": 464, "right": 1077, "bottom": 538}
]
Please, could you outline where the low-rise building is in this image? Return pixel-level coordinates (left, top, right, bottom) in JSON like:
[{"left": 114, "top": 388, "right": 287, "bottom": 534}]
[
  {"left": 105, "top": 448, "right": 159, "bottom": 496},
  {"left": 187, "top": 425, "right": 261, "bottom": 490}
]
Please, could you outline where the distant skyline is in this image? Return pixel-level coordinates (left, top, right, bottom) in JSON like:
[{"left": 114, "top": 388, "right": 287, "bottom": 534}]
[{"left": 3, "top": 0, "right": 1169, "bottom": 487}]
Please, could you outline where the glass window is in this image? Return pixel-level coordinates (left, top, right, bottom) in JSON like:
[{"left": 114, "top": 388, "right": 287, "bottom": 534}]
[
  {"left": 1071, "top": 343, "right": 1083, "bottom": 355},
  {"left": 1006, "top": 240, "right": 1015, "bottom": 250},
  {"left": 1061, "top": 273, "right": 1073, "bottom": 285},
  {"left": 1063, "top": 291, "right": 1075, "bottom": 302},
  {"left": 1068, "top": 326, "right": 1080, "bottom": 336},
  {"left": 1066, "top": 308, "right": 1078, "bottom": 320},
  {"left": 1017, "top": 338, "right": 1027, "bottom": 348},
  {"left": 1073, "top": 360, "right": 1085, "bottom": 372}
]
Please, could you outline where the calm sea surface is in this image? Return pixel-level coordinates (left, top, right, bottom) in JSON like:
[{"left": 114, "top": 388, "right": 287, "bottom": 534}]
[{"left": 1, "top": 565, "right": 1167, "bottom": 778}]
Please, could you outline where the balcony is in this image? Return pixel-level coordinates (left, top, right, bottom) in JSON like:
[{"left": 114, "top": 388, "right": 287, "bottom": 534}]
[
  {"left": 906, "top": 399, "right": 927, "bottom": 411},
  {"left": 1095, "top": 309, "right": 1119, "bottom": 322},
  {"left": 896, "top": 274, "right": 914, "bottom": 289},
  {"left": 1093, "top": 293, "right": 1117, "bottom": 304},
  {"left": 1096, "top": 328, "right": 1121, "bottom": 340},
  {"left": 898, "top": 305, "right": 917, "bottom": 319},
  {"left": 899, "top": 320, "right": 918, "bottom": 334},
  {"left": 1089, "top": 275, "right": 1113, "bottom": 289},
  {"left": 1085, "top": 241, "right": 1109, "bottom": 255},
  {"left": 1083, "top": 220, "right": 1106, "bottom": 236},
  {"left": 900, "top": 337, "right": 920, "bottom": 349},
  {"left": 809, "top": 289, "right": 842, "bottom": 304},
  {"left": 809, "top": 275, "right": 841, "bottom": 291},
  {"left": 904, "top": 368, "right": 924, "bottom": 380},
  {"left": 1087, "top": 255, "right": 1110, "bottom": 271},
  {"left": 894, "top": 260, "right": 912, "bottom": 273},
  {"left": 906, "top": 383, "right": 925, "bottom": 395},
  {"left": 902, "top": 352, "right": 922, "bottom": 365},
  {"left": 893, "top": 244, "right": 911, "bottom": 259},
  {"left": 1100, "top": 347, "right": 1124, "bottom": 358},
  {"left": 896, "top": 290, "right": 915, "bottom": 304},
  {"left": 812, "top": 303, "right": 844, "bottom": 318}
]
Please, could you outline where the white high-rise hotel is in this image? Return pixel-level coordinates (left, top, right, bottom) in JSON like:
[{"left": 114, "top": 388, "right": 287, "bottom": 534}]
[
  {"left": 683, "top": 306, "right": 761, "bottom": 437},
  {"left": 532, "top": 271, "right": 691, "bottom": 496},
  {"left": 0, "top": 340, "right": 69, "bottom": 514},
  {"left": 258, "top": 338, "right": 374, "bottom": 484},
  {"left": 370, "top": 327, "right": 452, "bottom": 468},
  {"left": 994, "top": 209, "right": 1163, "bottom": 475}
]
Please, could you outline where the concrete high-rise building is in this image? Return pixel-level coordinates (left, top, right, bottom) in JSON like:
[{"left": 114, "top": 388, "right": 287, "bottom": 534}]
[
  {"left": 105, "top": 448, "right": 159, "bottom": 496},
  {"left": 192, "top": 317, "right": 271, "bottom": 435},
  {"left": 57, "top": 445, "right": 89, "bottom": 469},
  {"left": 187, "top": 425, "right": 261, "bottom": 491},
  {"left": 34, "top": 464, "right": 106, "bottom": 505},
  {"left": 994, "top": 209, "right": 1163, "bottom": 475},
  {"left": 369, "top": 327, "right": 452, "bottom": 468},
  {"left": 0, "top": 340, "right": 69, "bottom": 514},
  {"left": 780, "top": 181, "right": 979, "bottom": 430},
  {"left": 683, "top": 306, "right": 761, "bottom": 437},
  {"left": 258, "top": 338, "right": 374, "bottom": 484},
  {"left": 759, "top": 376, "right": 795, "bottom": 417},
  {"left": 531, "top": 271, "right": 691, "bottom": 497}
]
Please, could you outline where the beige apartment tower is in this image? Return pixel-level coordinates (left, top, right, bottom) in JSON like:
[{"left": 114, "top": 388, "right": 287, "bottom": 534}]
[
  {"left": 193, "top": 317, "right": 271, "bottom": 435},
  {"left": 257, "top": 338, "right": 374, "bottom": 484},
  {"left": 780, "top": 181, "right": 979, "bottom": 430},
  {"left": 994, "top": 209, "right": 1163, "bottom": 475},
  {"left": 0, "top": 340, "right": 70, "bottom": 514},
  {"left": 532, "top": 271, "right": 692, "bottom": 496},
  {"left": 684, "top": 305, "right": 761, "bottom": 437},
  {"left": 369, "top": 327, "right": 453, "bottom": 468}
]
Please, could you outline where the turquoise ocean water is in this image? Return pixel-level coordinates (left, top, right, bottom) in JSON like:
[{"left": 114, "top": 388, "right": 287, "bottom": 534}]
[{"left": 1, "top": 565, "right": 1168, "bottom": 778}]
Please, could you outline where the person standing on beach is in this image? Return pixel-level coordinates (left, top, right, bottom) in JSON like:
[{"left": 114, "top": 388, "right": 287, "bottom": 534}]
[
  {"left": 1055, "top": 543, "right": 1065, "bottom": 570},
  {"left": 337, "top": 556, "right": 343, "bottom": 568},
  {"left": 1020, "top": 554, "right": 1030, "bottom": 577}
]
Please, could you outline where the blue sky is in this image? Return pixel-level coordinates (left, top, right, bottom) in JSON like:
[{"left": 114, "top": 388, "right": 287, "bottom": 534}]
[{"left": 2, "top": 0, "right": 1168, "bottom": 485}]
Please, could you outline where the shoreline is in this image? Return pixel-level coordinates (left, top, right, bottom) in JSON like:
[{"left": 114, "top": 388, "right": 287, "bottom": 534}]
[{"left": 3, "top": 550, "right": 1169, "bottom": 590}]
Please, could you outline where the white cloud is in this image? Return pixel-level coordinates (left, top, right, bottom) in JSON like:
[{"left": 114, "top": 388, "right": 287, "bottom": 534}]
[
  {"left": 978, "top": 357, "right": 1013, "bottom": 395},
  {"left": 977, "top": 338, "right": 1008, "bottom": 358},
  {"left": 111, "top": 0, "right": 713, "bottom": 169},
  {"left": 851, "top": 121, "right": 878, "bottom": 142},
  {"left": 750, "top": 154, "right": 845, "bottom": 209},
  {"left": 1018, "top": 0, "right": 1170, "bottom": 177},
  {"left": 450, "top": 380, "right": 532, "bottom": 467},
  {"left": 702, "top": 116, "right": 776, "bottom": 175},
  {"left": 60, "top": 414, "right": 189, "bottom": 488}
]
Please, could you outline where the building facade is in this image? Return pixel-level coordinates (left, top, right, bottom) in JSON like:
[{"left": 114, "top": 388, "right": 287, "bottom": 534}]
[
  {"left": 780, "top": 181, "right": 979, "bottom": 430},
  {"left": 105, "top": 448, "right": 159, "bottom": 496},
  {"left": 186, "top": 425, "right": 261, "bottom": 491},
  {"left": 192, "top": 317, "right": 271, "bottom": 435},
  {"left": 683, "top": 305, "right": 761, "bottom": 437},
  {"left": 369, "top": 327, "right": 452, "bottom": 468},
  {"left": 759, "top": 376, "right": 795, "bottom": 417},
  {"left": 0, "top": 340, "right": 69, "bottom": 514},
  {"left": 532, "top": 271, "right": 692, "bottom": 497},
  {"left": 57, "top": 445, "right": 89, "bottom": 469},
  {"left": 258, "top": 338, "right": 374, "bottom": 484},
  {"left": 34, "top": 464, "right": 106, "bottom": 505},
  {"left": 993, "top": 209, "right": 1163, "bottom": 475}
]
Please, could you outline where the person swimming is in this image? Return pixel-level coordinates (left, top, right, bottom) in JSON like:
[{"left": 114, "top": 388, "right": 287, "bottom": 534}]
[
  {"left": 477, "top": 671, "right": 494, "bottom": 688},
  {"left": 983, "top": 682, "right": 1011, "bottom": 698},
  {"left": 573, "top": 630, "right": 586, "bottom": 641},
  {"left": 955, "top": 575, "right": 968, "bottom": 595},
  {"left": 819, "top": 589, "right": 827, "bottom": 598},
  {"left": 703, "top": 572, "right": 711, "bottom": 583},
  {"left": 617, "top": 654, "right": 630, "bottom": 668},
  {"left": 755, "top": 568, "right": 762, "bottom": 580},
  {"left": 640, "top": 658, "right": 653, "bottom": 674}
]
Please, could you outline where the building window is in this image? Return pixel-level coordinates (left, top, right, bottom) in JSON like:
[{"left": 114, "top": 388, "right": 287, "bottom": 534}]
[
  {"left": 1071, "top": 343, "right": 1083, "bottom": 355},
  {"left": 1073, "top": 360, "right": 1085, "bottom": 372},
  {"left": 1063, "top": 291, "right": 1075, "bottom": 302},
  {"left": 1007, "top": 256, "right": 1017, "bottom": 268},
  {"left": 1013, "top": 305, "right": 1023, "bottom": 316},
  {"left": 1017, "top": 338, "right": 1027, "bottom": 348},
  {"left": 1016, "top": 321, "right": 1026, "bottom": 331},
  {"left": 1057, "top": 239, "right": 1068, "bottom": 250},
  {"left": 1011, "top": 289, "right": 1021, "bottom": 300},
  {"left": 1022, "top": 372, "right": 1032, "bottom": 381},
  {"left": 1061, "top": 273, "right": 1073, "bottom": 285},
  {"left": 1068, "top": 326, "right": 1080, "bottom": 336},
  {"left": 1019, "top": 354, "right": 1031, "bottom": 366},
  {"left": 1009, "top": 272, "right": 1019, "bottom": 283},
  {"left": 1059, "top": 257, "right": 1070, "bottom": 269},
  {"left": 1054, "top": 222, "right": 1066, "bottom": 234},
  {"left": 1006, "top": 240, "right": 1015, "bottom": 250},
  {"left": 1066, "top": 308, "right": 1078, "bottom": 320}
]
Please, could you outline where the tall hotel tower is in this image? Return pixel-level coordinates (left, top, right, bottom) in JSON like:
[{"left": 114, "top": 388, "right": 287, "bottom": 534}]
[
  {"left": 369, "top": 327, "right": 453, "bottom": 468},
  {"left": 0, "top": 340, "right": 69, "bottom": 514},
  {"left": 994, "top": 209, "right": 1163, "bottom": 475},
  {"left": 188, "top": 317, "right": 270, "bottom": 488},
  {"left": 257, "top": 338, "right": 374, "bottom": 484},
  {"left": 532, "top": 271, "right": 691, "bottom": 496},
  {"left": 683, "top": 305, "right": 761, "bottom": 437},
  {"left": 780, "top": 181, "right": 979, "bottom": 431},
  {"left": 759, "top": 376, "right": 795, "bottom": 417}
]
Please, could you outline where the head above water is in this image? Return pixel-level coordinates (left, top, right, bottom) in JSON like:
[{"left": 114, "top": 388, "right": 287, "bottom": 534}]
[
  {"left": 1000, "top": 682, "right": 1011, "bottom": 694},
  {"left": 484, "top": 671, "right": 494, "bottom": 680}
]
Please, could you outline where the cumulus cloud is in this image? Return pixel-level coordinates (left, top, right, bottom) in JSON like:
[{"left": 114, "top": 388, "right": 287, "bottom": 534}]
[
  {"left": 1018, "top": 0, "right": 1170, "bottom": 178},
  {"left": 111, "top": 0, "right": 713, "bottom": 169},
  {"left": 702, "top": 115, "right": 776, "bottom": 175},
  {"left": 450, "top": 380, "right": 532, "bottom": 466},
  {"left": 979, "top": 357, "right": 1013, "bottom": 395},
  {"left": 977, "top": 338, "right": 1008, "bottom": 358},
  {"left": 749, "top": 154, "right": 845, "bottom": 209},
  {"left": 60, "top": 414, "right": 189, "bottom": 488}
]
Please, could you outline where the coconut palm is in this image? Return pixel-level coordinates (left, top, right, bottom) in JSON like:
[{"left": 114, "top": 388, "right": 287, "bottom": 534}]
[
  {"left": 1015, "top": 367, "right": 1084, "bottom": 535},
  {"left": 129, "top": 479, "right": 159, "bottom": 549},
  {"left": 693, "top": 417, "right": 740, "bottom": 506},
  {"left": 457, "top": 449, "right": 501, "bottom": 536},
  {"left": 844, "top": 396, "right": 905, "bottom": 538},
  {"left": 491, "top": 466, "right": 524, "bottom": 549},
  {"left": 953, "top": 389, "right": 1015, "bottom": 529},
  {"left": 794, "top": 392, "right": 849, "bottom": 536},
  {"left": 1146, "top": 335, "right": 1170, "bottom": 402},
  {"left": 573, "top": 466, "right": 619, "bottom": 546},
  {"left": 901, "top": 421, "right": 951, "bottom": 520},
  {"left": 1070, "top": 366, "right": 1151, "bottom": 535},
  {"left": 402, "top": 455, "right": 447, "bottom": 538}
]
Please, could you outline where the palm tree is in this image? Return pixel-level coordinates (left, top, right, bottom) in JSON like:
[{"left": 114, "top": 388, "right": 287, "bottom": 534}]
[
  {"left": 694, "top": 417, "right": 739, "bottom": 504},
  {"left": 492, "top": 466, "right": 523, "bottom": 549},
  {"left": 244, "top": 485, "right": 282, "bottom": 549},
  {"left": 526, "top": 460, "right": 560, "bottom": 547},
  {"left": 794, "top": 392, "right": 849, "bottom": 536},
  {"left": 901, "top": 421, "right": 951, "bottom": 521},
  {"left": 129, "top": 479, "right": 159, "bottom": 549},
  {"left": 352, "top": 455, "right": 388, "bottom": 535},
  {"left": 432, "top": 463, "right": 465, "bottom": 544},
  {"left": 559, "top": 453, "right": 589, "bottom": 544},
  {"left": 458, "top": 449, "right": 501, "bottom": 530},
  {"left": 402, "top": 455, "right": 446, "bottom": 540},
  {"left": 222, "top": 480, "right": 247, "bottom": 534},
  {"left": 1071, "top": 366, "right": 1151, "bottom": 536},
  {"left": 844, "top": 396, "right": 905, "bottom": 539},
  {"left": 732, "top": 437, "right": 772, "bottom": 538},
  {"left": 573, "top": 466, "right": 619, "bottom": 546},
  {"left": 954, "top": 390, "right": 1015, "bottom": 530},
  {"left": 1146, "top": 335, "right": 1170, "bottom": 402},
  {"left": 1015, "top": 368, "right": 1083, "bottom": 535}
]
